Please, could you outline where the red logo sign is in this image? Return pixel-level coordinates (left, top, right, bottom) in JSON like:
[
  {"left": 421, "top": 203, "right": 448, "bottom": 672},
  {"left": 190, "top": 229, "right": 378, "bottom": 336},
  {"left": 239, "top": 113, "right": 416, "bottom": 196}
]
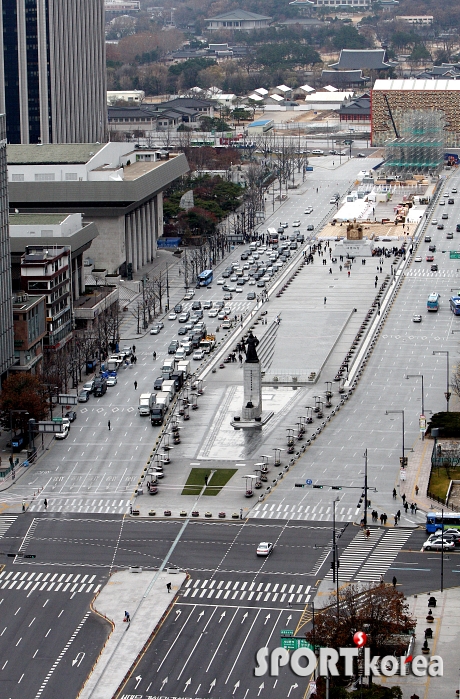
[{"left": 353, "top": 631, "right": 367, "bottom": 648}]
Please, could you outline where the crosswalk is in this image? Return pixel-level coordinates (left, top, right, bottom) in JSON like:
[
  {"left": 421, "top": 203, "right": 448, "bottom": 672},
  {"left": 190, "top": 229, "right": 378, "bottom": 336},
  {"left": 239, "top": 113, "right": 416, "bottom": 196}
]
[
  {"left": 0, "top": 516, "right": 17, "bottom": 538},
  {"left": 407, "top": 269, "right": 457, "bottom": 277},
  {"left": 325, "top": 529, "right": 382, "bottom": 581},
  {"left": 0, "top": 570, "right": 101, "bottom": 595},
  {"left": 251, "top": 503, "right": 357, "bottom": 522},
  {"left": 182, "top": 301, "right": 252, "bottom": 314},
  {"left": 183, "top": 578, "right": 311, "bottom": 606},
  {"left": 325, "top": 528, "right": 411, "bottom": 582},
  {"left": 28, "top": 498, "right": 131, "bottom": 514},
  {"left": 357, "top": 529, "right": 412, "bottom": 581}
]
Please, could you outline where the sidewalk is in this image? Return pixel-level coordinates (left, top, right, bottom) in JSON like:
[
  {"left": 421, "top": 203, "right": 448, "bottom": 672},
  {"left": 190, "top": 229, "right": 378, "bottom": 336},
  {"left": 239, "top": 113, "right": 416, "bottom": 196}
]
[{"left": 80, "top": 569, "right": 186, "bottom": 699}]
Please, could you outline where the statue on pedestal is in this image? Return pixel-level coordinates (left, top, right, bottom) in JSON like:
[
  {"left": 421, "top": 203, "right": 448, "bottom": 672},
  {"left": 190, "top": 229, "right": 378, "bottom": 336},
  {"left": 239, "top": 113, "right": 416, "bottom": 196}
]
[{"left": 243, "top": 332, "right": 259, "bottom": 363}]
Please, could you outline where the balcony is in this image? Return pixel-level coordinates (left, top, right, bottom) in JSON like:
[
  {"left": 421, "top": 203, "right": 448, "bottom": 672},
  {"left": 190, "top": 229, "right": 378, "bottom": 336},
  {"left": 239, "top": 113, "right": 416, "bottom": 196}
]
[{"left": 73, "top": 287, "right": 119, "bottom": 321}]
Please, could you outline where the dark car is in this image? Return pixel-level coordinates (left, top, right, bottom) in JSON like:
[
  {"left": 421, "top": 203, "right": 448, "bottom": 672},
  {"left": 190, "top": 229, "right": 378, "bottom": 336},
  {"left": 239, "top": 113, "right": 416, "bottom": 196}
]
[
  {"left": 65, "top": 410, "right": 77, "bottom": 422},
  {"left": 448, "top": 198, "right": 455, "bottom": 204},
  {"left": 437, "top": 223, "right": 444, "bottom": 230},
  {"left": 307, "top": 224, "right": 314, "bottom": 231},
  {"left": 154, "top": 377, "right": 164, "bottom": 390},
  {"left": 178, "top": 326, "right": 188, "bottom": 336},
  {"left": 78, "top": 390, "right": 90, "bottom": 403},
  {"left": 247, "top": 292, "right": 256, "bottom": 300},
  {"left": 192, "top": 301, "right": 202, "bottom": 310},
  {"left": 222, "top": 271, "right": 231, "bottom": 278},
  {"left": 174, "top": 303, "right": 182, "bottom": 314},
  {"left": 457, "top": 224, "right": 460, "bottom": 232},
  {"left": 429, "top": 244, "right": 436, "bottom": 252},
  {"left": 431, "top": 263, "right": 439, "bottom": 271},
  {"left": 168, "top": 340, "right": 179, "bottom": 354}
]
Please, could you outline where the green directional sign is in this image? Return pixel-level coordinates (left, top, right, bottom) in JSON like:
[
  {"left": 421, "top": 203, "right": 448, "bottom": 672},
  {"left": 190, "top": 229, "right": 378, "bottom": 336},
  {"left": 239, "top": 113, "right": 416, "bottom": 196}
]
[
  {"left": 281, "top": 629, "right": 294, "bottom": 637},
  {"left": 449, "top": 251, "right": 460, "bottom": 259},
  {"left": 281, "top": 637, "right": 313, "bottom": 650}
]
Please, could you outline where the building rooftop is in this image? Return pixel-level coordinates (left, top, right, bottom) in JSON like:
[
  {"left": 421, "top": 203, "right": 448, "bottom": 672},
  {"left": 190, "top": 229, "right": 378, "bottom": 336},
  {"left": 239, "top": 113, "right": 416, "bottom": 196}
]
[
  {"left": 122, "top": 159, "right": 170, "bottom": 180},
  {"left": 7, "top": 144, "right": 105, "bottom": 165},
  {"left": 329, "top": 49, "right": 392, "bottom": 71},
  {"left": 205, "top": 9, "right": 272, "bottom": 21},
  {"left": 322, "top": 70, "right": 369, "bottom": 84},
  {"left": 373, "top": 78, "right": 460, "bottom": 90},
  {"left": 9, "top": 214, "right": 70, "bottom": 225}
]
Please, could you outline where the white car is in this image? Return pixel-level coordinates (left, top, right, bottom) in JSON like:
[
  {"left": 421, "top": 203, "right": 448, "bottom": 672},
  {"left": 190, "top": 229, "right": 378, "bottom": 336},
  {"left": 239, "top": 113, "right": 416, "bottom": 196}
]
[
  {"left": 184, "top": 290, "right": 195, "bottom": 300},
  {"left": 218, "top": 311, "right": 226, "bottom": 320},
  {"left": 257, "top": 542, "right": 274, "bottom": 556},
  {"left": 422, "top": 538, "right": 455, "bottom": 551},
  {"left": 168, "top": 312, "right": 177, "bottom": 321},
  {"left": 414, "top": 256, "right": 422, "bottom": 262},
  {"left": 412, "top": 314, "right": 422, "bottom": 323},
  {"left": 150, "top": 325, "right": 161, "bottom": 335},
  {"left": 193, "top": 350, "right": 204, "bottom": 361},
  {"left": 217, "top": 278, "right": 224, "bottom": 285},
  {"left": 292, "top": 220, "right": 301, "bottom": 227},
  {"left": 208, "top": 309, "right": 218, "bottom": 318},
  {"left": 106, "top": 376, "right": 118, "bottom": 386},
  {"left": 55, "top": 424, "right": 69, "bottom": 440},
  {"left": 431, "top": 219, "right": 438, "bottom": 225},
  {"left": 235, "top": 287, "right": 243, "bottom": 293},
  {"left": 248, "top": 279, "right": 256, "bottom": 285},
  {"left": 304, "top": 207, "right": 313, "bottom": 214}
]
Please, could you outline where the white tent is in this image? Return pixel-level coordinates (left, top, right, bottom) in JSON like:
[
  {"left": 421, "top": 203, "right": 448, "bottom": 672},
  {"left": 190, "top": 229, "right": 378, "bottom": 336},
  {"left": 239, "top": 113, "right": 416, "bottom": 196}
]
[
  {"left": 323, "top": 85, "right": 339, "bottom": 92},
  {"left": 254, "top": 87, "right": 269, "bottom": 96}
]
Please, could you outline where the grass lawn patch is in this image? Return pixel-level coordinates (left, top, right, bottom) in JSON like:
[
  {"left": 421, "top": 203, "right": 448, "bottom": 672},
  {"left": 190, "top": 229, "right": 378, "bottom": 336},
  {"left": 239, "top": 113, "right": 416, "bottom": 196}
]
[
  {"left": 428, "top": 465, "right": 460, "bottom": 500},
  {"left": 181, "top": 468, "right": 237, "bottom": 496}
]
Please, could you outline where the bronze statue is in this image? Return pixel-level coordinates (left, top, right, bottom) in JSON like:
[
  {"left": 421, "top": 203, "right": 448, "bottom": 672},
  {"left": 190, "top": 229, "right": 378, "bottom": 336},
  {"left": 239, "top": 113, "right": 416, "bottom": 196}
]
[{"left": 243, "top": 331, "right": 260, "bottom": 363}]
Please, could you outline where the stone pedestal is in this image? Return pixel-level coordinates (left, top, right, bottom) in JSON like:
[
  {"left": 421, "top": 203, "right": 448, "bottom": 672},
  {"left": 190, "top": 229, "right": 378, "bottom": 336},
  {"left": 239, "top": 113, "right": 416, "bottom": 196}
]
[{"left": 242, "top": 362, "right": 262, "bottom": 420}]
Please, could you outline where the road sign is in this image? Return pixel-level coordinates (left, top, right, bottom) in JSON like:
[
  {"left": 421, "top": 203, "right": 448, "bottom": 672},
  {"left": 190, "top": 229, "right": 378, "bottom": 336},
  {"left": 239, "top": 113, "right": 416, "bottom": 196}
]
[
  {"left": 281, "top": 637, "right": 313, "bottom": 650},
  {"left": 400, "top": 468, "right": 406, "bottom": 481},
  {"left": 419, "top": 415, "right": 426, "bottom": 431},
  {"left": 306, "top": 479, "right": 312, "bottom": 485},
  {"left": 281, "top": 629, "right": 294, "bottom": 637},
  {"left": 309, "top": 681, "right": 317, "bottom": 693},
  {"left": 450, "top": 251, "right": 460, "bottom": 259}
]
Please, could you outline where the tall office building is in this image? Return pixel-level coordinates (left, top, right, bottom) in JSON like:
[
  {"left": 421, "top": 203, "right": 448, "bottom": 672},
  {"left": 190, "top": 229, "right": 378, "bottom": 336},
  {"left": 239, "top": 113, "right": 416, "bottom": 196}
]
[
  {"left": 0, "top": 0, "right": 107, "bottom": 144},
  {"left": 0, "top": 114, "right": 15, "bottom": 379}
]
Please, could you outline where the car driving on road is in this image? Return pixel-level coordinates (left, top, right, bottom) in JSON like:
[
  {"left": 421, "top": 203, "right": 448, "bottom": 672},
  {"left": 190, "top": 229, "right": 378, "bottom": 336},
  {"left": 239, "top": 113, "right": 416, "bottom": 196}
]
[{"left": 257, "top": 542, "right": 274, "bottom": 556}]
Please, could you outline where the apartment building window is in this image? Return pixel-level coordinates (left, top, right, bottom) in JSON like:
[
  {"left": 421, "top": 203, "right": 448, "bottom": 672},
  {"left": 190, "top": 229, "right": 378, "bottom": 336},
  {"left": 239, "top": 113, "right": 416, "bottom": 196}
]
[
  {"left": 35, "top": 173, "right": 55, "bottom": 181},
  {"left": 12, "top": 174, "right": 25, "bottom": 182},
  {"left": 65, "top": 173, "right": 78, "bottom": 180}
]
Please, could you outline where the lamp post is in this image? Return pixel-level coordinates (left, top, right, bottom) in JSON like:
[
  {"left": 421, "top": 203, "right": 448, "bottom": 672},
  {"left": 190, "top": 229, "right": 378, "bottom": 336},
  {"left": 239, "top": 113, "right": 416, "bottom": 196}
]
[
  {"left": 362, "top": 449, "right": 369, "bottom": 527},
  {"left": 406, "top": 374, "right": 425, "bottom": 416},
  {"left": 385, "top": 410, "right": 406, "bottom": 468},
  {"left": 332, "top": 496, "right": 340, "bottom": 620},
  {"left": 433, "top": 350, "right": 451, "bottom": 412}
]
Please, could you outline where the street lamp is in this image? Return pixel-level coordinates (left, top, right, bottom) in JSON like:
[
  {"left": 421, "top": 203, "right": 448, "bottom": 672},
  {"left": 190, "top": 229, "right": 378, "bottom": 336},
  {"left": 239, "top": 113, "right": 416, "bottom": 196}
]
[
  {"left": 406, "top": 374, "right": 425, "bottom": 416},
  {"left": 332, "top": 496, "right": 340, "bottom": 620},
  {"left": 385, "top": 410, "right": 407, "bottom": 468},
  {"left": 433, "top": 350, "right": 451, "bottom": 412}
]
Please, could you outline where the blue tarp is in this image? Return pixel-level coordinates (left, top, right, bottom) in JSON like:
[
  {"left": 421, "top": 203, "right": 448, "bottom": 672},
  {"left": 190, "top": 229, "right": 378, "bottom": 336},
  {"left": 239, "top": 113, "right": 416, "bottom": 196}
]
[{"left": 157, "top": 237, "right": 181, "bottom": 248}]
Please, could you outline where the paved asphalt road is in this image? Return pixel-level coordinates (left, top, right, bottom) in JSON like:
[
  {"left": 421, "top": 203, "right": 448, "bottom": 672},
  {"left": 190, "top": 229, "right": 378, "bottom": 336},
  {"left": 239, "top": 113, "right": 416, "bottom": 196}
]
[{"left": 1, "top": 514, "right": 458, "bottom": 699}]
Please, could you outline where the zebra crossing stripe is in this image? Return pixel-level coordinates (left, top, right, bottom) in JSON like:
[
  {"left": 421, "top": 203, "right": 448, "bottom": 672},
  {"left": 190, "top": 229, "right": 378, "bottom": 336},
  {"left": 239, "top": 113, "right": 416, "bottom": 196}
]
[
  {"left": 0, "top": 516, "right": 17, "bottom": 538},
  {"left": 181, "top": 579, "right": 311, "bottom": 604},
  {"left": 0, "top": 570, "right": 99, "bottom": 594}
]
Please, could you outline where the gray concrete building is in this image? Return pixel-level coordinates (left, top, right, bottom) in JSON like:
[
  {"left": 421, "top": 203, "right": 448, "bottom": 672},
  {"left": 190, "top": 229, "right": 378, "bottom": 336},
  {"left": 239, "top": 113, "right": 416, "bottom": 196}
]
[
  {"left": 0, "top": 114, "right": 14, "bottom": 380},
  {"left": 0, "top": 0, "right": 107, "bottom": 144},
  {"left": 7, "top": 143, "right": 189, "bottom": 276}
]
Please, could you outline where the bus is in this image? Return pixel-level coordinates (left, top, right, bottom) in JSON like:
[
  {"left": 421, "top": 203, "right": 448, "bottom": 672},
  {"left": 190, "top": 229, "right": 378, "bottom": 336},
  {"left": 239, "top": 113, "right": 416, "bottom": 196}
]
[
  {"left": 197, "top": 269, "right": 213, "bottom": 287},
  {"left": 427, "top": 293, "right": 440, "bottom": 312},
  {"left": 450, "top": 296, "right": 460, "bottom": 315},
  {"left": 426, "top": 512, "right": 460, "bottom": 533}
]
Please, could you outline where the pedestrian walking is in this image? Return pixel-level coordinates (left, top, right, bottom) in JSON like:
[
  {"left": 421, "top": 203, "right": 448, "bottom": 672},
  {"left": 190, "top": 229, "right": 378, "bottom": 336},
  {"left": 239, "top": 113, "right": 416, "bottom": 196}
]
[
  {"left": 410, "top": 503, "right": 414, "bottom": 514},
  {"left": 347, "top": 270, "right": 350, "bottom": 277},
  {"left": 394, "top": 515, "right": 398, "bottom": 526},
  {"left": 108, "top": 420, "right": 111, "bottom": 431},
  {"left": 365, "top": 528, "right": 370, "bottom": 539},
  {"left": 324, "top": 297, "right": 327, "bottom": 305},
  {"left": 392, "top": 488, "right": 397, "bottom": 499},
  {"left": 392, "top": 576, "right": 397, "bottom": 588},
  {"left": 397, "top": 509, "right": 401, "bottom": 520},
  {"left": 404, "top": 502, "right": 408, "bottom": 513},
  {"left": 383, "top": 513, "right": 388, "bottom": 525},
  {"left": 167, "top": 582, "right": 172, "bottom": 593},
  {"left": 380, "top": 574, "right": 384, "bottom": 584},
  {"left": 240, "top": 508, "right": 243, "bottom": 520},
  {"left": 134, "top": 381, "right": 137, "bottom": 390},
  {"left": 44, "top": 498, "right": 48, "bottom": 510},
  {"left": 380, "top": 513, "right": 384, "bottom": 525},
  {"left": 415, "top": 485, "right": 419, "bottom": 495},
  {"left": 402, "top": 493, "right": 406, "bottom": 504},
  {"left": 124, "top": 611, "right": 130, "bottom": 622},
  {"left": 132, "top": 345, "right": 136, "bottom": 353},
  {"left": 414, "top": 503, "right": 418, "bottom": 514},
  {"left": 153, "top": 351, "right": 156, "bottom": 361}
]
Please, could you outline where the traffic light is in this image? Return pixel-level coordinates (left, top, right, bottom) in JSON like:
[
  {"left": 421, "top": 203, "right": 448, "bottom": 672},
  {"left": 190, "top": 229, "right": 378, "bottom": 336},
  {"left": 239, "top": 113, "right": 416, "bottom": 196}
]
[
  {"left": 331, "top": 486, "right": 342, "bottom": 490},
  {"left": 313, "top": 484, "right": 323, "bottom": 489},
  {"left": 24, "top": 554, "right": 36, "bottom": 559}
]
